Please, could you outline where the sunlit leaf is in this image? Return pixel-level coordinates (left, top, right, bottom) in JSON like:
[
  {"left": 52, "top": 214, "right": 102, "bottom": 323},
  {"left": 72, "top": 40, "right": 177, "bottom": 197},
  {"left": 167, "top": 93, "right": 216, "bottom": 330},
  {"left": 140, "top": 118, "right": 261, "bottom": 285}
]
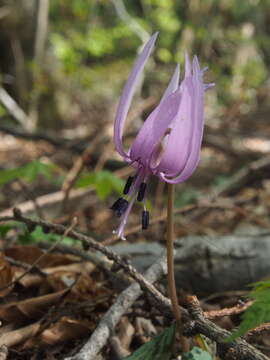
[
  {"left": 227, "top": 281, "right": 270, "bottom": 341},
  {"left": 76, "top": 171, "right": 124, "bottom": 200}
]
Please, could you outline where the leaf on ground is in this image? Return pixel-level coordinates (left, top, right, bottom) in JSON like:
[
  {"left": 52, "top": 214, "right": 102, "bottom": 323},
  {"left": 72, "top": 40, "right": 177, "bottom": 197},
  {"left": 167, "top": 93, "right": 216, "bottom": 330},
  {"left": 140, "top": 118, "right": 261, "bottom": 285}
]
[
  {"left": 0, "top": 289, "right": 69, "bottom": 322},
  {"left": 227, "top": 281, "right": 270, "bottom": 341},
  {"left": 76, "top": 171, "right": 124, "bottom": 199},
  {"left": 5, "top": 245, "right": 75, "bottom": 268},
  {"left": 182, "top": 346, "right": 213, "bottom": 360},
  {"left": 123, "top": 323, "right": 176, "bottom": 360},
  {"left": 24, "top": 317, "right": 91, "bottom": 348},
  {"left": 0, "top": 254, "right": 14, "bottom": 297}
]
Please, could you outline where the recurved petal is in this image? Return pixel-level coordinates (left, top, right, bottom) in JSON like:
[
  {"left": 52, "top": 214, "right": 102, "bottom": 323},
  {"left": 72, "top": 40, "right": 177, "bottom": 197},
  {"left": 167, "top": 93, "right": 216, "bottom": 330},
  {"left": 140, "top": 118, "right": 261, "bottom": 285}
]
[
  {"left": 158, "top": 56, "right": 205, "bottom": 184},
  {"left": 114, "top": 33, "right": 158, "bottom": 158}
]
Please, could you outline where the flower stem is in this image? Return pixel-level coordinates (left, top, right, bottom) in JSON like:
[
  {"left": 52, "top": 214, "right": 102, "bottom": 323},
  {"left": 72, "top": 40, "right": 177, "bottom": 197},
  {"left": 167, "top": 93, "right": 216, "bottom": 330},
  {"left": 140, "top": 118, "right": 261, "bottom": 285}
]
[{"left": 167, "top": 183, "right": 189, "bottom": 352}]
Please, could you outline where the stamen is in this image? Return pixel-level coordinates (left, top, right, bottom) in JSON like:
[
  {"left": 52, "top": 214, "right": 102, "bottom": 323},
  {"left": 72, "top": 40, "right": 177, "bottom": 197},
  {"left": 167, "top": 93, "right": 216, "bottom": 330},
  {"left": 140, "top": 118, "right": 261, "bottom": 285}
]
[
  {"left": 137, "top": 182, "right": 147, "bottom": 201},
  {"left": 110, "top": 197, "right": 129, "bottom": 217},
  {"left": 142, "top": 210, "right": 149, "bottom": 230},
  {"left": 123, "top": 176, "right": 134, "bottom": 195}
]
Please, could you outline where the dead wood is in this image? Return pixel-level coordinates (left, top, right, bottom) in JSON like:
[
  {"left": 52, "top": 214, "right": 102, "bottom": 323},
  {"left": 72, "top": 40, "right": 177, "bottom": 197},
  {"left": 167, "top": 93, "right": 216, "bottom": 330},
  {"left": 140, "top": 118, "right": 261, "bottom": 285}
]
[
  {"left": 110, "top": 233, "right": 270, "bottom": 296},
  {"left": 0, "top": 187, "right": 95, "bottom": 218}
]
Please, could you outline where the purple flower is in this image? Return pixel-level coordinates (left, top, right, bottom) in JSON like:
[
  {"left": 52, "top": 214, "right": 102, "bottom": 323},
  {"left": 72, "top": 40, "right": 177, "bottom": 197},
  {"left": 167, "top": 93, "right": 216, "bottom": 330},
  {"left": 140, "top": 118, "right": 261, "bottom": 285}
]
[{"left": 111, "top": 33, "right": 214, "bottom": 240}]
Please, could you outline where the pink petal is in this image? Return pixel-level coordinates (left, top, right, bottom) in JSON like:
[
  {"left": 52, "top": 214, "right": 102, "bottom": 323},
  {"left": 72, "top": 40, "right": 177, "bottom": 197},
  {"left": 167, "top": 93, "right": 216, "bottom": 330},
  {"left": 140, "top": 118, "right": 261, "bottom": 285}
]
[
  {"left": 114, "top": 33, "right": 158, "bottom": 158},
  {"left": 129, "top": 65, "right": 181, "bottom": 165},
  {"left": 154, "top": 76, "right": 194, "bottom": 176},
  {"left": 160, "top": 64, "right": 180, "bottom": 102},
  {"left": 158, "top": 56, "right": 205, "bottom": 184}
]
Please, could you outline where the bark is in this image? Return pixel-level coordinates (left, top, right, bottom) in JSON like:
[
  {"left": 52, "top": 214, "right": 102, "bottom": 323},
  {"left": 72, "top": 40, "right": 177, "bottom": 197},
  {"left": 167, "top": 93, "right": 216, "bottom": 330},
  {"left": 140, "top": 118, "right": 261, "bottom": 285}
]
[{"left": 111, "top": 231, "right": 270, "bottom": 295}]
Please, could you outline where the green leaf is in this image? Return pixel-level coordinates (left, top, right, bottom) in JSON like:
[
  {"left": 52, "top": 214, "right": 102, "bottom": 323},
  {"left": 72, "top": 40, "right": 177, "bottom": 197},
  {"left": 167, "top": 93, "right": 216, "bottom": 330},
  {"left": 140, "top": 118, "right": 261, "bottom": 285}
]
[
  {"left": 22, "top": 160, "right": 54, "bottom": 183},
  {"left": 227, "top": 281, "right": 270, "bottom": 341},
  {"left": 123, "top": 323, "right": 176, "bottom": 360},
  {"left": 0, "top": 167, "right": 22, "bottom": 185},
  {"left": 0, "top": 224, "right": 16, "bottom": 237},
  {"left": 18, "top": 225, "right": 76, "bottom": 245},
  {"left": 182, "top": 347, "right": 213, "bottom": 360},
  {"left": 0, "top": 160, "right": 55, "bottom": 186},
  {"left": 76, "top": 171, "right": 124, "bottom": 200}
]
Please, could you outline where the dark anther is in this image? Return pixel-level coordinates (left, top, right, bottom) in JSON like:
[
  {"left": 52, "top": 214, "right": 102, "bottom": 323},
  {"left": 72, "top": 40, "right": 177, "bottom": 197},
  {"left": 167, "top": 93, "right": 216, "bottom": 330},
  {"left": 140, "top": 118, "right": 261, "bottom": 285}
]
[
  {"left": 142, "top": 210, "right": 149, "bottom": 230},
  {"left": 42, "top": 225, "right": 51, "bottom": 234},
  {"left": 110, "top": 197, "right": 129, "bottom": 217},
  {"left": 123, "top": 176, "right": 134, "bottom": 195},
  {"left": 137, "top": 182, "right": 147, "bottom": 201}
]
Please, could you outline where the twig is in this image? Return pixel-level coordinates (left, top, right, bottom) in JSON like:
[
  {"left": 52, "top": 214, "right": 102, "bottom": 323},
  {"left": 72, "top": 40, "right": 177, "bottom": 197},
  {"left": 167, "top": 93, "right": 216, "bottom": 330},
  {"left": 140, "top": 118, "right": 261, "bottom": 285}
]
[
  {"left": 17, "top": 179, "right": 44, "bottom": 219},
  {"left": 0, "top": 187, "right": 95, "bottom": 218},
  {"left": 245, "top": 322, "right": 270, "bottom": 341},
  {"left": 102, "top": 201, "right": 237, "bottom": 246},
  {"left": 0, "top": 88, "right": 31, "bottom": 129},
  {"left": 209, "top": 154, "right": 270, "bottom": 199},
  {"left": 29, "top": 0, "right": 49, "bottom": 129},
  {"left": 4, "top": 255, "right": 46, "bottom": 277},
  {"left": 64, "top": 254, "right": 167, "bottom": 360},
  {"left": 61, "top": 136, "right": 102, "bottom": 211},
  {"left": 204, "top": 300, "right": 253, "bottom": 320},
  {"left": 38, "top": 241, "right": 132, "bottom": 290},
  {"left": 0, "top": 123, "right": 86, "bottom": 153}
]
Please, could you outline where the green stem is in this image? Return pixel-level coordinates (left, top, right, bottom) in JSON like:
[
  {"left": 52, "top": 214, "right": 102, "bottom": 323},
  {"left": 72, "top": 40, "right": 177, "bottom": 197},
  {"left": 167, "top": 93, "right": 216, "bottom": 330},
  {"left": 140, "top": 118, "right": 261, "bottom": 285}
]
[{"left": 167, "top": 183, "right": 189, "bottom": 352}]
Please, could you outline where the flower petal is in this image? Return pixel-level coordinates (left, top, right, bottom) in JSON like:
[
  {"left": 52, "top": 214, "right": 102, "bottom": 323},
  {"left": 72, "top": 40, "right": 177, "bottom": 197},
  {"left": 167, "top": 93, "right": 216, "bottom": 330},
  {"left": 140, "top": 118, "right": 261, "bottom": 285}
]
[
  {"left": 160, "top": 64, "right": 180, "bottom": 103},
  {"left": 158, "top": 56, "right": 205, "bottom": 184},
  {"left": 114, "top": 33, "right": 158, "bottom": 158},
  {"left": 129, "top": 65, "right": 181, "bottom": 165},
  {"left": 154, "top": 76, "right": 194, "bottom": 176}
]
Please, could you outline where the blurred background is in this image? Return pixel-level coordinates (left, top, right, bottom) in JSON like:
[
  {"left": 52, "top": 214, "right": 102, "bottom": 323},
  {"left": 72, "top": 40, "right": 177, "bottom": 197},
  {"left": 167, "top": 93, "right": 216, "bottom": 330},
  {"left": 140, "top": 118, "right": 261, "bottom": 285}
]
[
  {"left": 1, "top": 2, "right": 270, "bottom": 357},
  {"left": 0, "top": 0, "right": 270, "bottom": 237}
]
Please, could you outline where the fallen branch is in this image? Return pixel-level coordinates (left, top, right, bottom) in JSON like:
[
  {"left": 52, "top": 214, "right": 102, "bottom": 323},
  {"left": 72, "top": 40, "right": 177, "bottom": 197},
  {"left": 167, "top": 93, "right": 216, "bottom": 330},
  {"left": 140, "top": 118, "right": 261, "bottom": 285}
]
[
  {"left": 64, "top": 254, "right": 167, "bottom": 360},
  {"left": 205, "top": 300, "right": 253, "bottom": 320},
  {"left": 0, "top": 89, "right": 31, "bottom": 130},
  {"left": 0, "top": 187, "right": 95, "bottom": 218}
]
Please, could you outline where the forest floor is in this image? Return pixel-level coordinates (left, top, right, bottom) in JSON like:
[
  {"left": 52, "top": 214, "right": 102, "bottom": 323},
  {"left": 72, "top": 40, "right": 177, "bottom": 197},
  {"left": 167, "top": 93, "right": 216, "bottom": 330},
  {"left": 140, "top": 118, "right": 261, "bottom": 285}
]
[{"left": 1, "top": 100, "right": 270, "bottom": 359}]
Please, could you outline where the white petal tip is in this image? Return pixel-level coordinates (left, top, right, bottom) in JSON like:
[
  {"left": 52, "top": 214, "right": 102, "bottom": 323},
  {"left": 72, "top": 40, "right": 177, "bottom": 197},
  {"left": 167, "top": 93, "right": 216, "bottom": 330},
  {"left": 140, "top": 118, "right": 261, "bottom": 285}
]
[{"left": 204, "top": 83, "right": 215, "bottom": 90}]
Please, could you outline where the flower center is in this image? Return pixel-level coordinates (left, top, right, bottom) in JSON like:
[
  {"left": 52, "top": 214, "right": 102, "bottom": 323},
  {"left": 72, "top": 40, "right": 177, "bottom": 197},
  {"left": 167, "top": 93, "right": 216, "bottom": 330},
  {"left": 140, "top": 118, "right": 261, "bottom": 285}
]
[{"left": 150, "top": 128, "right": 172, "bottom": 169}]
